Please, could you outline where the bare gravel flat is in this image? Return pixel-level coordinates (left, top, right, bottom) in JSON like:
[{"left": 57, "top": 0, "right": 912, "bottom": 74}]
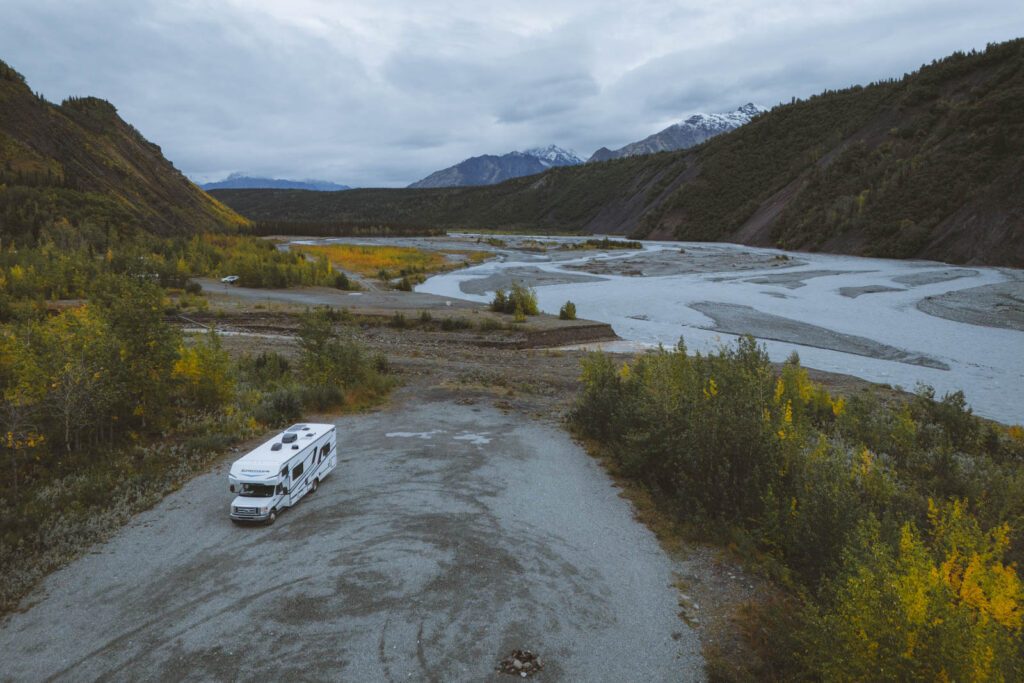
[
  {"left": 916, "top": 278, "right": 1024, "bottom": 332},
  {"left": 0, "top": 388, "right": 703, "bottom": 682}
]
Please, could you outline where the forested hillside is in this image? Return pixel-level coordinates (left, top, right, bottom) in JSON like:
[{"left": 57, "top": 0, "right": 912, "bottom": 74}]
[
  {"left": 0, "top": 60, "right": 247, "bottom": 245},
  {"left": 214, "top": 39, "right": 1024, "bottom": 266}
]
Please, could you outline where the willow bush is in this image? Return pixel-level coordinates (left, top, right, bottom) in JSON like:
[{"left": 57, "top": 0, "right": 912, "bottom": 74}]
[{"left": 570, "top": 338, "right": 1024, "bottom": 677}]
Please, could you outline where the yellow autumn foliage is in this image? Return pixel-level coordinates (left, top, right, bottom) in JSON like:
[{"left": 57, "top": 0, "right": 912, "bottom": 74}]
[
  {"left": 297, "top": 243, "right": 488, "bottom": 279},
  {"left": 172, "top": 331, "right": 234, "bottom": 410},
  {"left": 815, "top": 500, "right": 1024, "bottom": 681}
]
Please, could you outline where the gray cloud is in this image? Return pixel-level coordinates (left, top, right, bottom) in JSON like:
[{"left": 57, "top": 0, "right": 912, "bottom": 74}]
[{"left": 2, "top": 0, "right": 1022, "bottom": 186}]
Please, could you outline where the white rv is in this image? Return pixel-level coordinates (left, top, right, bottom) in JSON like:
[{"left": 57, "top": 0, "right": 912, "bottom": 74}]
[{"left": 228, "top": 423, "right": 337, "bottom": 524}]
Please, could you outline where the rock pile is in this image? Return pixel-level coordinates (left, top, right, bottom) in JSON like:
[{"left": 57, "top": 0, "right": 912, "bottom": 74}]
[{"left": 496, "top": 649, "right": 544, "bottom": 678}]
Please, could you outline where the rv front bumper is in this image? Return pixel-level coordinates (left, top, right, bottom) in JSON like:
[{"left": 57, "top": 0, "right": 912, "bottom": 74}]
[{"left": 231, "top": 506, "right": 271, "bottom": 522}]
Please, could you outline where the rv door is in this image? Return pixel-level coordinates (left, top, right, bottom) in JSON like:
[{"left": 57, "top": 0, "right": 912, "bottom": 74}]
[{"left": 279, "top": 466, "right": 291, "bottom": 506}]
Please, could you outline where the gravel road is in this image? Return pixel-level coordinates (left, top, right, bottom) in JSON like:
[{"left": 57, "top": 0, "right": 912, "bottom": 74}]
[
  {"left": 200, "top": 278, "right": 482, "bottom": 311},
  {"left": 0, "top": 390, "right": 703, "bottom": 682}
]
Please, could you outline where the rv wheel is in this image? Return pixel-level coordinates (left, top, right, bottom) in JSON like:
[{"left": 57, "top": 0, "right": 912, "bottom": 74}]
[
  {"left": 266, "top": 509, "right": 277, "bottom": 525},
  {"left": 310, "top": 479, "right": 319, "bottom": 494}
]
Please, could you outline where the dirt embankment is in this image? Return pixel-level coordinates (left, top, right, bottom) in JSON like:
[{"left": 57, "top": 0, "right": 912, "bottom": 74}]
[{"left": 176, "top": 288, "right": 619, "bottom": 351}]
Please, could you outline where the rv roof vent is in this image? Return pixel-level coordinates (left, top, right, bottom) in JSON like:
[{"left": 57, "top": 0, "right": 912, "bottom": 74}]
[
  {"left": 304, "top": 433, "right": 314, "bottom": 438},
  {"left": 286, "top": 424, "right": 306, "bottom": 433},
  {"left": 292, "top": 444, "right": 299, "bottom": 450},
  {"left": 271, "top": 442, "right": 282, "bottom": 451},
  {"left": 282, "top": 433, "right": 298, "bottom": 444}
]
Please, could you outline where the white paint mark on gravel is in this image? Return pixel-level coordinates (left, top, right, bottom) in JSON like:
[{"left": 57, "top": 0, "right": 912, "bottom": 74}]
[
  {"left": 453, "top": 431, "right": 492, "bottom": 445},
  {"left": 385, "top": 430, "right": 443, "bottom": 439}
]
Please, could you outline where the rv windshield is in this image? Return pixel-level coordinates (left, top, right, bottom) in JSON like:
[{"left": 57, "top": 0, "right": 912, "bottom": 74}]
[{"left": 239, "top": 483, "right": 276, "bottom": 497}]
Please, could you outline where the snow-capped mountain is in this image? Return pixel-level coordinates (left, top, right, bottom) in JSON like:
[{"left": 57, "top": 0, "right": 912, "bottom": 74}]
[
  {"left": 201, "top": 173, "right": 350, "bottom": 191},
  {"left": 408, "top": 145, "right": 583, "bottom": 188},
  {"left": 589, "top": 103, "right": 766, "bottom": 162},
  {"left": 523, "top": 145, "right": 586, "bottom": 168}
]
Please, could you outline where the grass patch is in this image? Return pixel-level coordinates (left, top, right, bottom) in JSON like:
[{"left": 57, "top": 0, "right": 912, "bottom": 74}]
[{"left": 296, "top": 243, "right": 490, "bottom": 282}]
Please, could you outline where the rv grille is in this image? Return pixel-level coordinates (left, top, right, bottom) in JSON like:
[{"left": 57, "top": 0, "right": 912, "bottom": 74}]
[{"left": 233, "top": 506, "right": 259, "bottom": 517}]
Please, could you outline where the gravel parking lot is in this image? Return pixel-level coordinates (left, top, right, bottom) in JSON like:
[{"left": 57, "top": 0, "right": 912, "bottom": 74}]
[{"left": 0, "top": 390, "right": 703, "bottom": 682}]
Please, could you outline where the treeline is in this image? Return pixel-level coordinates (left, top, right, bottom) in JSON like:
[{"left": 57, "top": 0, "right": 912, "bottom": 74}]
[
  {"left": 0, "top": 233, "right": 337, "bottom": 322},
  {"left": 250, "top": 219, "right": 444, "bottom": 238},
  {"left": 208, "top": 150, "right": 684, "bottom": 233},
  {"left": 179, "top": 234, "right": 334, "bottom": 288},
  {"left": 571, "top": 339, "right": 1024, "bottom": 679}
]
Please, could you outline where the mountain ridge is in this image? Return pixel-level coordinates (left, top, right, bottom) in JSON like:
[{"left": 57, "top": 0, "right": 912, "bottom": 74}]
[
  {"left": 201, "top": 173, "right": 350, "bottom": 192},
  {"left": 408, "top": 145, "right": 583, "bottom": 188},
  {"left": 0, "top": 59, "right": 247, "bottom": 242},
  {"left": 589, "top": 103, "right": 766, "bottom": 162}
]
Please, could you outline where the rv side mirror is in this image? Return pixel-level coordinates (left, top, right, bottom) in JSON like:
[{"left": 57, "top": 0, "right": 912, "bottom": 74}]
[{"left": 277, "top": 484, "right": 287, "bottom": 495}]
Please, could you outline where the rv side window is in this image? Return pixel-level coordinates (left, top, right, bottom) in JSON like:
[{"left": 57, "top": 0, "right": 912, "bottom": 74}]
[{"left": 292, "top": 462, "right": 304, "bottom": 480}]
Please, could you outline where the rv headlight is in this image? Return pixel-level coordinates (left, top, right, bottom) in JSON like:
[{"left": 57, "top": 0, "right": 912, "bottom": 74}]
[{"left": 260, "top": 507, "right": 269, "bottom": 514}]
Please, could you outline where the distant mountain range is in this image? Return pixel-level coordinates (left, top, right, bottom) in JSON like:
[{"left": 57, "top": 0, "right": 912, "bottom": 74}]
[
  {"left": 408, "top": 145, "right": 584, "bottom": 188},
  {"left": 589, "top": 103, "right": 766, "bottom": 162},
  {"left": 201, "top": 173, "right": 350, "bottom": 191},
  {"left": 407, "top": 107, "right": 764, "bottom": 188}
]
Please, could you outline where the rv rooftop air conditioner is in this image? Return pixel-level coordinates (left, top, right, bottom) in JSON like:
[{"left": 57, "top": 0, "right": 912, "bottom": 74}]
[{"left": 282, "top": 433, "right": 298, "bottom": 444}]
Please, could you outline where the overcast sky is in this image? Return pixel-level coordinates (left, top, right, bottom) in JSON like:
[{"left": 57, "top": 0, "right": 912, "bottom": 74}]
[{"left": 2, "top": 1, "right": 1022, "bottom": 187}]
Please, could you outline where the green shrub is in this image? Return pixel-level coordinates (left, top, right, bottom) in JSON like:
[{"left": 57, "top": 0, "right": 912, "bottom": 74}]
[
  {"left": 559, "top": 301, "right": 577, "bottom": 320},
  {"left": 440, "top": 317, "right": 472, "bottom": 331},
  {"left": 333, "top": 272, "right": 352, "bottom": 290},
  {"left": 477, "top": 317, "right": 504, "bottom": 332},
  {"left": 237, "top": 351, "right": 291, "bottom": 388},
  {"left": 298, "top": 385, "right": 345, "bottom": 411},
  {"left": 490, "top": 289, "right": 508, "bottom": 312},
  {"left": 254, "top": 388, "right": 303, "bottom": 426},
  {"left": 184, "top": 431, "right": 234, "bottom": 454},
  {"left": 490, "top": 282, "right": 539, "bottom": 315},
  {"left": 184, "top": 280, "right": 203, "bottom": 294}
]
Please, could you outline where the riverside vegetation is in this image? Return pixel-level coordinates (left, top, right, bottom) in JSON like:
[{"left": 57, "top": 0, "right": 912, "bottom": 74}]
[
  {"left": 0, "top": 234, "right": 393, "bottom": 614},
  {"left": 571, "top": 339, "right": 1024, "bottom": 680},
  {"left": 294, "top": 242, "right": 489, "bottom": 288}
]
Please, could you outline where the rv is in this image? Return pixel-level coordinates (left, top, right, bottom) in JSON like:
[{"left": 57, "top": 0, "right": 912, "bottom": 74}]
[{"left": 228, "top": 423, "right": 337, "bottom": 524}]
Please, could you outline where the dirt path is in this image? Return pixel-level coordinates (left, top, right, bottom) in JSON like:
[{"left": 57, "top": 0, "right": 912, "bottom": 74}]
[{"left": 0, "top": 386, "right": 705, "bottom": 682}]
